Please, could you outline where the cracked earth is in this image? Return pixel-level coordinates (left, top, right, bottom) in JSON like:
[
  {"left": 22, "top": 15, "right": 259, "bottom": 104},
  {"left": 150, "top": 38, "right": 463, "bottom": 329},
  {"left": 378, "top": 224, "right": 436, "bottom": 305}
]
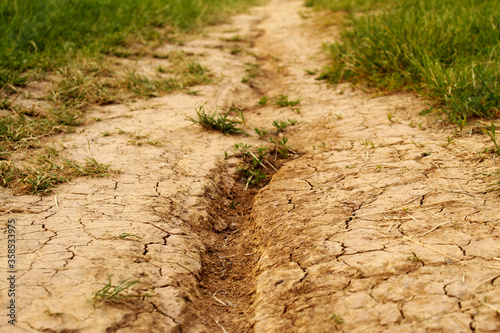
[{"left": 1, "top": 0, "right": 500, "bottom": 332}]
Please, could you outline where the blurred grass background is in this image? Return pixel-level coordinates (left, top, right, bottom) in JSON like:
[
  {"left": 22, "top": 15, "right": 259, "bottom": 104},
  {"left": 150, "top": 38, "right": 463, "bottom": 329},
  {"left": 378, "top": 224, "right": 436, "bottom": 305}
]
[
  {"left": 0, "top": 0, "right": 260, "bottom": 88},
  {"left": 0, "top": 0, "right": 260, "bottom": 194}
]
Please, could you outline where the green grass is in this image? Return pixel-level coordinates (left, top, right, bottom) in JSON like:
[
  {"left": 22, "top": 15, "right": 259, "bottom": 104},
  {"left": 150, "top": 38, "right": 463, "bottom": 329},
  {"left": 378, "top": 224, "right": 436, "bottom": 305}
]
[
  {"left": 188, "top": 106, "right": 247, "bottom": 135},
  {"left": 272, "top": 119, "right": 299, "bottom": 133},
  {"left": 89, "top": 276, "right": 152, "bottom": 306},
  {"left": 273, "top": 94, "right": 302, "bottom": 107},
  {"left": 0, "top": 0, "right": 260, "bottom": 194},
  {"left": 0, "top": 147, "right": 111, "bottom": 195},
  {"left": 242, "top": 62, "right": 260, "bottom": 83},
  {"left": 305, "top": 0, "right": 393, "bottom": 12},
  {"left": 313, "top": 0, "right": 500, "bottom": 126},
  {"left": 231, "top": 134, "right": 293, "bottom": 188},
  {"left": 116, "top": 233, "right": 143, "bottom": 240},
  {"left": 0, "top": 0, "right": 261, "bottom": 89}
]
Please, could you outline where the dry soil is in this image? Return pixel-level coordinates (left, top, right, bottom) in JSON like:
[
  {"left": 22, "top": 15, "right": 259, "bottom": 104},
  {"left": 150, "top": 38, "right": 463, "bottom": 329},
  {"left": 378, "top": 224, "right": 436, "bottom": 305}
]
[{"left": 1, "top": 0, "right": 500, "bottom": 332}]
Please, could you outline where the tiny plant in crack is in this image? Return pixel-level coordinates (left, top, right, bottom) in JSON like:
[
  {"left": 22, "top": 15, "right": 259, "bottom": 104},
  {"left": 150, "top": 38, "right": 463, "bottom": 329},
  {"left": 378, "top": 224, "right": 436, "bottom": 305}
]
[
  {"left": 116, "top": 233, "right": 143, "bottom": 240},
  {"left": 258, "top": 96, "right": 268, "bottom": 106},
  {"left": 273, "top": 94, "right": 302, "bottom": 107},
  {"left": 270, "top": 137, "right": 291, "bottom": 159},
  {"left": 241, "top": 62, "right": 259, "bottom": 83},
  {"left": 188, "top": 106, "right": 247, "bottom": 135},
  {"left": 88, "top": 276, "right": 153, "bottom": 307},
  {"left": 230, "top": 139, "right": 294, "bottom": 190},
  {"left": 481, "top": 121, "right": 500, "bottom": 156},
  {"left": 331, "top": 314, "right": 344, "bottom": 325},
  {"left": 407, "top": 255, "right": 422, "bottom": 262},
  {"left": 254, "top": 127, "right": 269, "bottom": 138},
  {"left": 272, "top": 120, "right": 289, "bottom": 132},
  {"left": 233, "top": 143, "right": 270, "bottom": 189},
  {"left": 229, "top": 201, "right": 239, "bottom": 209},
  {"left": 272, "top": 119, "right": 298, "bottom": 133},
  {"left": 361, "top": 139, "right": 375, "bottom": 148}
]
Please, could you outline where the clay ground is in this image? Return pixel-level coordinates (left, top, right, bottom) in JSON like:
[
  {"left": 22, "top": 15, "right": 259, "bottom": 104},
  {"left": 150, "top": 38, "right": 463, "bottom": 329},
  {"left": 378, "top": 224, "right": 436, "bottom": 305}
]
[{"left": 1, "top": 0, "right": 500, "bottom": 332}]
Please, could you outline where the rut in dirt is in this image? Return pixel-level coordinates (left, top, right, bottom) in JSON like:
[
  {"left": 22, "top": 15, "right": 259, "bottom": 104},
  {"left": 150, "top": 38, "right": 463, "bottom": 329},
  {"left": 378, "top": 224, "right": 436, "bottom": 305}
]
[{"left": 189, "top": 1, "right": 500, "bottom": 333}]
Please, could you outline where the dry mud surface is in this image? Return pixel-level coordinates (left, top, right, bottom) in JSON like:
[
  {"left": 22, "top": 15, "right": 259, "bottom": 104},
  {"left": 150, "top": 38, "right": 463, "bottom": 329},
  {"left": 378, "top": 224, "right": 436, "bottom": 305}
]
[{"left": 1, "top": 0, "right": 500, "bottom": 332}]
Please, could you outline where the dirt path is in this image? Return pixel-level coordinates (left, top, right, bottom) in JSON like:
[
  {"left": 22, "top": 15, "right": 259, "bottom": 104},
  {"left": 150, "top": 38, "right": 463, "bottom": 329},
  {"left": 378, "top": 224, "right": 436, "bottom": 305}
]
[{"left": 1, "top": 0, "right": 500, "bottom": 332}]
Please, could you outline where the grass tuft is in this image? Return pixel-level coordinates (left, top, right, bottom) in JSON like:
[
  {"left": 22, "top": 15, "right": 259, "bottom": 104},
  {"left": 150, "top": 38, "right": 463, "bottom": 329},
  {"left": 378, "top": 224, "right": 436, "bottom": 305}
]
[
  {"left": 0, "top": 146, "right": 111, "bottom": 195},
  {"left": 188, "top": 106, "right": 247, "bottom": 135},
  {"left": 273, "top": 94, "right": 302, "bottom": 107},
  {"left": 89, "top": 276, "right": 152, "bottom": 306}
]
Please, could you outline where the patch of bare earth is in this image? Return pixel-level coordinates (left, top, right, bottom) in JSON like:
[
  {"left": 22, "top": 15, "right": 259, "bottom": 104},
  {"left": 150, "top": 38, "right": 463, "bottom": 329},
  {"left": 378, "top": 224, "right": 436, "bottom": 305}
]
[{"left": 1, "top": 0, "right": 500, "bottom": 332}]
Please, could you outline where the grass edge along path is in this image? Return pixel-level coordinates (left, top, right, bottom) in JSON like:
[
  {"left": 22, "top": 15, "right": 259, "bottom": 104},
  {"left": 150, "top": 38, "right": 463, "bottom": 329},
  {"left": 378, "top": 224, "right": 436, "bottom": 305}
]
[
  {"left": 0, "top": 0, "right": 262, "bottom": 195},
  {"left": 308, "top": 0, "right": 500, "bottom": 129}
]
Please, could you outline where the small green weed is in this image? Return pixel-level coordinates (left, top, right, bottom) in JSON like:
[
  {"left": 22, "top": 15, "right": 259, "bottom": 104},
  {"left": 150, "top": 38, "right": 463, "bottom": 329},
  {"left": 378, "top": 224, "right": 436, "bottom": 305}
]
[
  {"left": 229, "top": 136, "right": 292, "bottom": 189},
  {"left": 0, "top": 162, "right": 18, "bottom": 187},
  {"left": 126, "top": 133, "right": 161, "bottom": 146},
  {"left": 116, "top": 233, "right": 143, "bottom": 240},
  {"left": 272, "top": 119, "right": 298, "bottom": 133},
  {"left": 273, "top": 94, "right": 302, "bottom": 107},
  {"left": 258, "top": 96, "right": 268, "bottom": 106},
  {"left": 233, "top": 143, "right": 272, "bottom": 188},
  {"left": 63, "top": 157, "right": 110, "bottom": 177},
  {"left": 411, "top": 141, "right": 425, "bottom": 148},
  {"left": 331, "top": 314, "right": 344, "bottom": 324},
  {"left": 272, "top": 120, "right": 289, "bottom": 132},
  {"left": 221, "top": 34, "right": 247, "bottom": 42},
  {"left": 361, "top": 140, "right": 375, "bottom": 148},
  {"left": 313, "top": 142, "right": 327, "bottom": 149},
  {"left": 188, "top": 106, "right": 247, "bottom": 135},
  {"left": 441, "top": 136, "right": 455, "bottom": 147},
  {"left": 407, "top": 255, "right": 422, "bottom": 262},
  {"left": 242, "top": 62, "right": 260, "bottom": 83},
  {"left": 254, "top": 127, "right": 269, "bottom": 138},
  {"left": 188, "top": 90, "right": 200, "bottom": 95},
  {"left": 187, "top": 62, "right": 206, "bottom": 76},
  {"left": 230, "top": 48, "right": 243, "bottom": 55},
  {"left": 89, "top": 276, "right": 152, "bottom": 306},
  {"left": 237, "top": 167, "right": 268, "bottom": 187},
  {"left": 481, "top": 121, "right": 500, "bottom": 156},
  {"left": 270, "top": 137, "right": 291, "bottom": 158},
  {"left": 234, "top": 143, "right": 253, "bottom": 157}
]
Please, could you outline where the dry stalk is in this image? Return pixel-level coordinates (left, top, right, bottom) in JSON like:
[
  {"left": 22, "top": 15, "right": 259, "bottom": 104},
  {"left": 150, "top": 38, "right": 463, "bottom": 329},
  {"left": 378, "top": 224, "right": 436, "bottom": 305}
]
[
  {"left": 420, "top": 221, "right": 452, "bottom": 237},
  {"left": 402, "top": 236, "right": 464, "bottom": 264},
  {"left": 210, "top": 315, "right": 228, "bottom": 333},
  {"left": 474, "top": 274, "right": 500, "bottom": 292},
  {"left": 55, "top": 193, "right": 60, "bottom": 208},
  {"left": 212, "top": 291, "right": 227, "bottom": 306},
  {"left": 407, "top": 213, "right": 429, "bottom": 227}
]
